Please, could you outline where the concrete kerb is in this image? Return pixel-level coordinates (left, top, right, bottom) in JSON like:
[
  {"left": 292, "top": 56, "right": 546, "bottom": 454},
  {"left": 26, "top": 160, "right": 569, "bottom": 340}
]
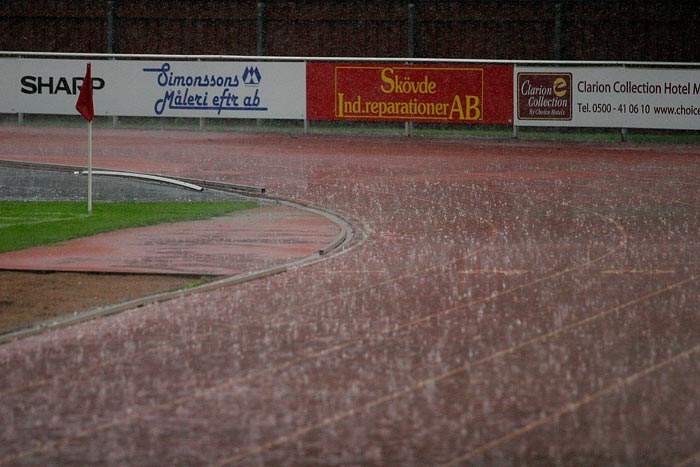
[
  {"left": 0, "top": 264, "right": 290, "bottom": 344},
  {"left": 0, "top": 159, "right": 265, "bottom": 196},
  {"left": 80, "top": 170, "right": 206, "bottom": 192},
  {"left": 0, "top": 161, "right": 361, "bottom": 344}
]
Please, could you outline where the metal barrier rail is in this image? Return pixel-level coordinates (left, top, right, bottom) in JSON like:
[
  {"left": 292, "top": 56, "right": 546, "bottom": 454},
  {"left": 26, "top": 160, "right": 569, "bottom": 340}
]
[{"left": 2, "top": 50, "right": 700, "bottom": 67}]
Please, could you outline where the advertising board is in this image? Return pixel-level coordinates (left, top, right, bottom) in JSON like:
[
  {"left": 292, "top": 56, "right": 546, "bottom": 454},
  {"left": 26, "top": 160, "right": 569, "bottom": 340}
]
[
  {"left": 307, "top": 63, "right": 513, "bottom": 124},
  {"left": 6, "top": 58, "right": 700, "bottom": 131},
  {"left": 515, "top": 67, "right": 700, "bottom": 129},
  {"left": 1, "top": 58, "right": 306, "bottom": 119}
]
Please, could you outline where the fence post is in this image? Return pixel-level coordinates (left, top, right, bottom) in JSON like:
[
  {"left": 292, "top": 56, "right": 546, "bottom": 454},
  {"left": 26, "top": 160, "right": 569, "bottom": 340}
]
[
  {"left": 554, "top": 0, "right": 564, "bottom": 60},
  {"left": 110, "top": 56, "right": 119, "bottom": 127},
  {"left": 108, "top": 0, "right": 117, "bottom": 131},
  {"left": 18, "top": 55, "right": 24, "bottom": 125},
  {"left": 197, "top": 58, "right": 205, "bottom": 130},
  {"left": 257, "top": 2, "right": 266, "bottom": 129},
  {"left": 107, "top": 0, "right": 116, "bottom": 54},
  {"left": 257, "top": 2, "right": 266, "bottom": 56},
  {"left": 408, "top": 2, "right": 416, "bottom": 59},
  {"left": 405, "top": 2, "right": 416, "bottom": 137},
  {"left": 620, "top": 63, "right": 627, "bottom": 141}
]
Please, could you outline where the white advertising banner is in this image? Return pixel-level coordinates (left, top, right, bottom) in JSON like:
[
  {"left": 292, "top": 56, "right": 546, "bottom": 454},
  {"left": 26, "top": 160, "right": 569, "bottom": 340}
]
[
  {"left": 1, "top": 58, "right": 306, "bottom": 119},
  {"left": 515, "top": 66, "right": 700, "bottom": 130},
  {"left": 0, "top": 59, "right": 18, "bottom": 113}
]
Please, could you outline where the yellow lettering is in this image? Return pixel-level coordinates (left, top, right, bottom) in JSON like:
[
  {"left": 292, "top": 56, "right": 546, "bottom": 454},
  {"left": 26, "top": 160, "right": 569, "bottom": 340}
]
[
  {"left": 465, "top": 95, "right": 481, "bottom": 120},
  {"left": 338, "top": 93, "right": 364, "bottom": 116},
  {"left": 381, "top": 68, "right": 438, "bottom": 95},
  {"left": 449, "top": 95, "right": 482, "bottom": 121},
  {"left": 449, "top": 95, "right": 464, "bottom": 120},
  {"left": 338, "top": 93, "right": 344, "bottom": 117},
  {"left": 381, "top": 68, "right": 395, "bottom": 94},
  {"left": 351, "top": 96, "right": 362, "bottom": 113}
]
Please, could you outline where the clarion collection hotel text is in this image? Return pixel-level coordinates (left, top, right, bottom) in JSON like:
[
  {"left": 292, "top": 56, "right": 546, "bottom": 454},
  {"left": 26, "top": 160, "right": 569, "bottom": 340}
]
[{"left": 578, "top": 80, "right": 700, "bottom": 95}]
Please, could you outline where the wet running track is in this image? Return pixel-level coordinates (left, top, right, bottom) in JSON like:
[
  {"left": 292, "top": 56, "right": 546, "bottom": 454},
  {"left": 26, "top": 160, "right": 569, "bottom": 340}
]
[{"left": 1, "top": 126, "right": 699, "bottom": 466}]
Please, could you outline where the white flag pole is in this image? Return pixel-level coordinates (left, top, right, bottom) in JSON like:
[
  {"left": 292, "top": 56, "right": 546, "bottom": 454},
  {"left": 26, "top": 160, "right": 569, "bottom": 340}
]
[
  {"left": 76, "top": 62, "right": 94, "bottom": 215},
  {"left": 88, "top": 120, "right": 93, "bottom": 215}
]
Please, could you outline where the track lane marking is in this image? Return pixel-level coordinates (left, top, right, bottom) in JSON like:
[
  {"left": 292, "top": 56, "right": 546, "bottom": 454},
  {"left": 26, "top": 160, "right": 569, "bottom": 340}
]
[
  {"left": 601, "top": 269, "right": 677, "bottom": 275},
  {"left": 0, "top": 216, "right": 497, "bottom": 397},
  {"left": 204, "top": 188, "right": 638, "bottom": 466},
  {"left": 1, "top": 193, "right": 500, "bottom": 396},
  {"left": 1, "top": 185, "right": 627, "bottom": 463},
  {"left": 209, "top": 274, "right": 698, "bottom": 467},
  {"left": 439, "top": 338, "right": 700, "bottom": 467},
  {"left": 459, "top": 269, "right": 531, "bottom": 275},
  {"left": 4, "top": 131, "right": 696, "bottom": 464}
]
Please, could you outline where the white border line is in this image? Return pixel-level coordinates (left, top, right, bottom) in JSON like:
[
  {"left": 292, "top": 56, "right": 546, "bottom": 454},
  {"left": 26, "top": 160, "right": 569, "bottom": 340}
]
[{"left": 81, "top": 170, "right": 204, "bottom": 191}]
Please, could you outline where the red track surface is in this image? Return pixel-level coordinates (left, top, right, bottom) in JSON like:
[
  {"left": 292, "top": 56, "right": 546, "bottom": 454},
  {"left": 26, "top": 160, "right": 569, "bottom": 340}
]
[
  {"left": 1, "top": 126, "right": 700, "bottom": 466},
  {"left": 0, "top": 205, "right": 339, "bottom": 275}
]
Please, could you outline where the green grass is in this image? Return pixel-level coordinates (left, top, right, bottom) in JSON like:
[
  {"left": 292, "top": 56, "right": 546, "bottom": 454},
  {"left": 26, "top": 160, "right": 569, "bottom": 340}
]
[{"left": 0, "top": 201, "right": 257, "bottom": 254}]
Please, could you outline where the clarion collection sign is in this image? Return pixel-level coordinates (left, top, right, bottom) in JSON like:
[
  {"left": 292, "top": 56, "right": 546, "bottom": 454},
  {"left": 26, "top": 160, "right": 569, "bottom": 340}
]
[
  {"left": 515, "top": 66, "right": 700, "bottom": 130},
  {"left": 517, "top": 72, "right": 573, "bottom": 121}
]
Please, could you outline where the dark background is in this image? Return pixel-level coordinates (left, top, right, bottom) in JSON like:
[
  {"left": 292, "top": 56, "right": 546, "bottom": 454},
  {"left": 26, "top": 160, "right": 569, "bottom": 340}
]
[{"left": 2, "top": 0, "right": 699, "bottom": 62}]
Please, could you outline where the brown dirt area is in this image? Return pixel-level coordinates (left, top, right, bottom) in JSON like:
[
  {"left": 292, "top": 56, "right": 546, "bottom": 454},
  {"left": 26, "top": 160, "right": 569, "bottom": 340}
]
[{"left": 0, "top": 271, "right": 197, "bottom": 333}]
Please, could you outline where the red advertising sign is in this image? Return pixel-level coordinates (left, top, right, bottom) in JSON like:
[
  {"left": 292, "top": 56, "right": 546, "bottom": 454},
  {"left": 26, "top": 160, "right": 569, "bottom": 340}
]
[{"left": 307, "top": 63, "right": 513, "bottom": 124}]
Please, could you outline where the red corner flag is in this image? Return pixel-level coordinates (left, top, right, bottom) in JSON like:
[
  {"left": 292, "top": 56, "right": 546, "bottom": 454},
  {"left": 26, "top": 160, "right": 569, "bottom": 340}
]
[{"left": 75, "top": 63, "right": 94, "bottom": 122}]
